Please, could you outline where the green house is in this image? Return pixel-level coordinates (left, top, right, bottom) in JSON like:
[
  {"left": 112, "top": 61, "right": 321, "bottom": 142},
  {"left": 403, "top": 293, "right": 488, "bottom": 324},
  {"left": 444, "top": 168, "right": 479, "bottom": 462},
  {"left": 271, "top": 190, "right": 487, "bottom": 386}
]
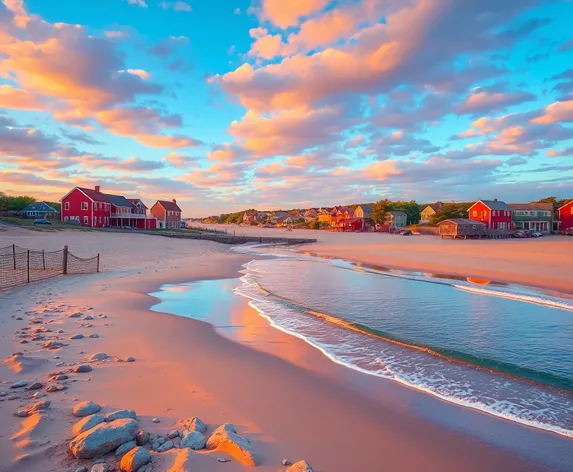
[{"left": 508, "top": 202, "right": 554, "bottom": 233}]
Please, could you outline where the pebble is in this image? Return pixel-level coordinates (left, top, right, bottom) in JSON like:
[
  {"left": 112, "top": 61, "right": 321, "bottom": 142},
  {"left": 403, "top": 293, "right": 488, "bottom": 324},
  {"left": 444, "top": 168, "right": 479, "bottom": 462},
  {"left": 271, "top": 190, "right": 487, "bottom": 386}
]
[
  {"left": 15, "top": 410, "right": 29, "bottom": 417},
  {"left": 27, "top": 382, "right": 43, "bottom": 390},
  {"left": 69, "top": 312, "right": 83, "bottom": 318},
  {"left": 89, "top": 333, "right": 99, "bottom": 339},
  {"left": 156, "top": 440, "right": 174, "bottom": 452},
  {"left": 0, "top": 392, "right": 7, "bottom": 397},
  {"left": 151, "top": 418, "right": 160, "bottom": 423},
  {"left": 70, "top": 334, "right": 84, "bottom": 340},
  {"left": 90, "top": 464, "right": 111, "bottom": 472},
  {"left": 32, "top": 392, "right": 47, "bottom": 398},
  {"left": 167, "top": 430, "right": 179, "bottom": 439},
  {"left": 282, "top": 459, "right": 292, "bottom": 466},
  {"left": 217, "top": 457, "right": 229, "bottom": 463},
  {"left": 46, "top": 384, "right": 67, "bottom": 392},
  {"left": 89, "top": 353, "right": 108, "bottom": 362},
  {"left": 126, "top": 357, "right": 135, "bottom": 362},
  {"left": 157, "top": 437, "right": 166, "bottom": 445},
  {"left": 56, "top": 362, "right": 65, "bottom": 367},
  {"left": 84, "top": 315, "right": 94, "bottom": 320},
  {"left": 75, "top": 467, "right": 89, "bottom": 472},
  {"left": 16, "top": 317, "right": 23, "bottom": 320},
  {"left": 136, "top": 430, "right": 150, "bottom": 445},
  {"left": 20, "top": 340, "right": 29, "bottom": 344},
  {"left": 10, "top": 380, "right": 28, "bottom": 389},
  {"left": 73, "top": 364, "right": 93, "bottom": 373}
]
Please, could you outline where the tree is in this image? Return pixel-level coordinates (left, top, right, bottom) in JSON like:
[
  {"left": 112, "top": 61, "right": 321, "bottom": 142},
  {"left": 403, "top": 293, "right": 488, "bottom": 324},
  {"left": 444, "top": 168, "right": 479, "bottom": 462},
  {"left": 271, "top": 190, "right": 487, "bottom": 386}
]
[
  {"left": 0, "top": 194, "right": 36, "bottom": 212},
  {"left": 429, "top": 202, "right": 472, "bottom": 225},
  {"left": 371, "top": 199, "right": 393, "bottom": 224},
  {"left": 312, "top": 220, "right": 320, "bottom": 230},
  {"left": 392, "top": 200, "right": 422, "bottom": 225}
]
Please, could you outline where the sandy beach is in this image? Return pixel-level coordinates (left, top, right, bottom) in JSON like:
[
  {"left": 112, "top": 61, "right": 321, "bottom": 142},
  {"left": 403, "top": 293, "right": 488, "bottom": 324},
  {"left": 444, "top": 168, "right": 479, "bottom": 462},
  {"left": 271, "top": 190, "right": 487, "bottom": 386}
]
[{"left": 0, "top": 227, "right": 572, "bottom": 472}]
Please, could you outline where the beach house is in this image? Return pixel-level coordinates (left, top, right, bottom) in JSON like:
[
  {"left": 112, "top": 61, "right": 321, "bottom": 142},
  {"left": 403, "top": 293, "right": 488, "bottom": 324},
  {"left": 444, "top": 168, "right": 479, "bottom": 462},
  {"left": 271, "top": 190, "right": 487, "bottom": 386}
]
[
  {"left": 508, "top": 202, "right": 553, "bottom": 233},
  {"left": 558, "top": 200, "right": 573, "bottom": 231},
  {"left": 150, "top": 199, "right": 182, "bottom": 229},
  {"left": 419, "top": 203, "right": 443, "bottom": 224},
  {"left": 468, "top": 199, "right": 512, "bottom": 230},
  {"left": 355, "top": 205, "right": 374, "bottom": 230},
  {"left": 385, "top": 211, "right": 408, "bottom": 229},
  {"left": 243, "top": 210, "right": 257, "bottom": 224},
  {"left": 21, "top": 202, "right": 58, "bottom": 219}
]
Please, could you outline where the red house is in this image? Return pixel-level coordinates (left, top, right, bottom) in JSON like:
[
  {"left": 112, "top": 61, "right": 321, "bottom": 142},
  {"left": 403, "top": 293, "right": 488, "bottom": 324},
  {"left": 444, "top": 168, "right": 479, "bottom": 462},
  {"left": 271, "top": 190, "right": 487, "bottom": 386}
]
[
  {"left": 468, "top": 199, "right": 513, "bottom": 230},
  {"left": 558, "top": 200, "right": 573, "bottom": 231},
  {"left": 60, "top": 186, "right": 157, "bottom": 229}
]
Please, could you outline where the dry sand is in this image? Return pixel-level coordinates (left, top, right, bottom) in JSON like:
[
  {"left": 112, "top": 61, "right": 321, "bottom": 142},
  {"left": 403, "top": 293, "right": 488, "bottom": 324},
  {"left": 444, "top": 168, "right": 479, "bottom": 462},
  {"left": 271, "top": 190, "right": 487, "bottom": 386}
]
[{"left": 0, "top": 227, "right": 571, "bottom": 472}]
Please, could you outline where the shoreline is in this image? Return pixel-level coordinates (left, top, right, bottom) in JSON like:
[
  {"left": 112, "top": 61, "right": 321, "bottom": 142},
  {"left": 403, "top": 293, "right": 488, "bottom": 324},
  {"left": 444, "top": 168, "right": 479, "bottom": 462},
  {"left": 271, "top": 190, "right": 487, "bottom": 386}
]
[{"left": 1, "top": 229, "right": 572, "bottom": 471}]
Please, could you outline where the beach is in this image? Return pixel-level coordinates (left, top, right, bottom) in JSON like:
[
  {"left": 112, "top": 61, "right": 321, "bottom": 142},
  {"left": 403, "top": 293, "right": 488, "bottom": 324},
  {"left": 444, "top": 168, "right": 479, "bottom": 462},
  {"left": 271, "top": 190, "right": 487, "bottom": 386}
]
[{"left": 0, "top": 227, "right": 572, "bottom": 472}]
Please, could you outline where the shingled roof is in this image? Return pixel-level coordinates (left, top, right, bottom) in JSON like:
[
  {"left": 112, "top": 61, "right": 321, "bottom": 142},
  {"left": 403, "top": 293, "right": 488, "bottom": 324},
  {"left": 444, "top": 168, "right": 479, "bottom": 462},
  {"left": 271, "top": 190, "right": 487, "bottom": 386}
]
[
  {"left": 508, "top": 202, "right": 553, "bottom": 211},
  {"left": 103, "top": 193, "right": 134, "bottom": 208},
  {"left": 474, "top": 200, "right": 512, "bottom": 211},
  {"left": 156, "top": 200, "right": 181, "bottom": 211}
]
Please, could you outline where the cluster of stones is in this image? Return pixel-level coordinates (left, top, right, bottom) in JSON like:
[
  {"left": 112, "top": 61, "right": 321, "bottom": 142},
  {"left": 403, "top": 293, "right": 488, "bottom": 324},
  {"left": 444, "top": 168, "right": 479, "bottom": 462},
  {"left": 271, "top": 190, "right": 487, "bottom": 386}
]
[{"left": 68, "top": 402, "right": 315, "bottom": 471}]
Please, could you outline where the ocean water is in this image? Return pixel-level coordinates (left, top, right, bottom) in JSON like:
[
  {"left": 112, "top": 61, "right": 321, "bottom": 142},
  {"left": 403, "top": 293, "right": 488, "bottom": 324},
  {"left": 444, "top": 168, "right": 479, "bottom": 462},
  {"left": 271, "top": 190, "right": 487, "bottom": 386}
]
[{"left": 150, "top": 244, "right": 573, "bottom": 438}]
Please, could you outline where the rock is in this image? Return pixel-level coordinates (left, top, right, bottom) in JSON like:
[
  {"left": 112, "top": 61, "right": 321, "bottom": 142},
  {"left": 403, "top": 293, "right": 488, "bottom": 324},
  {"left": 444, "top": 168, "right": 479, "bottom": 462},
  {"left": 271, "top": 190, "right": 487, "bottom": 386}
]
[
  {"left": 206, "top": 423, "right": 257, "bottom": 466},
  {"left": 75, "top": 467, "right": 89, "bottom": 472},
  {"left": 15, "top": 410, "right": 29, "bottom": 417},
  {"left": 285, "top": 461, "right": 315, "bottom": 472},
  {"left": 282, "top": 459, "right": 292, "bottom": 466},
  {"left": 185, "top": 416, "right": 207, "bottom": 433},
  {"left": 157, "top": 437, "right": 165, "bottom": 445},
  {"left": 151, "top": 441, "right": 159, "bottom": 451},
  {"left": 116, "top": 440, "right": 137, "bottom": 457},
  {"left": 89, "top": 334, "right": 99, "bottom": 339},
  {"left": 135, "top": 431, "right": 150, "bottom": 445},
  {"left": 91, "top": 464, "right": 112, "bottom": 472},
  {"left": 69, "top": 312, "right": 83, "bottom": 318},
  {"left": 167, "top": 430, "right": 179, "bottom": 439},
  {"left": 16, "top": 317, "right": 23, "bottom": 320},
  {"left": 52, "top": 374, "right": 68, "bottom": 381},
  {"left": 43, "top": 341, "right": 66, "bottom": 349},
  {"left": 45, "top": 383, "right": 67, "bottom": 392},
  {"left": 156, "top": 440, "right": 173, "bottom": 452},
  {"left": 119, "top": 446, "right": 152, "bottom": 472},
  {"left": 180, "top": 430, "right": 205, "bottom": 450},
  {"left": 32, "top": 391, "right": 46, "bottom": 398},
  {"left": 73, "top": 364, "right": 93, "bottom": 373},
  {"left": 105, "top": 409, "right": 137, "bottom": 422},
  {"left": 151, "top": 418, "right": 160, "bottom": 423},
  {"left": 69, "top": 418, "right": 139, "bottom": 459},
  {"left": 89, "top": 352, "right": 108, "bottom": 362},
  {"left": 0, "top": 391, "right": 7, "bottom": 397},
  {"left": 73, "top": 401, "right": 101, "bottom": 417},
  {"left": 56, "top": 362, "right": 65, "bottom": 367},
  {"left": 10, "top": 380, "right": 28, "bottom": 389},
  {"left": 20, "top": 340, "right": 29, "bottom": 344},
  {"left": 137, "top": 465, "right": 153, "bottom": 472},
  {"left": 27, "top": 382, "right": 43, "bottom": 390},
  {"left": 28, "top": 400, "right": 50, "bottom": 413},
  {"left": 84, "top": 315, "right": 94, "bottom": 320},
  {"left": 70, "top": 334, "right": 85, "bottom": 340},
  {"left": 217, "top": 457, "right": 229, "bottom": 463},
  {"left": 73, "top": 414, "right": 106, "bottom": 435},
  {"left": 126, "top": 357, "right": 135, "bottom": 362}
]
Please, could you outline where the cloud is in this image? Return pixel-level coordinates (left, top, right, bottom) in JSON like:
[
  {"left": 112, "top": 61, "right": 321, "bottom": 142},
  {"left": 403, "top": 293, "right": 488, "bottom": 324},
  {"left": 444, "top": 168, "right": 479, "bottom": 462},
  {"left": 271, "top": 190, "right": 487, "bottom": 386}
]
[
  {"left": 455, "top": 90, "right": 536, "bottom": 114},
  {"left": 124, "top": 69, "right": 151, "bottom": 80},
  {"left": 0, "top": 84, "right": 46, "bottom": 110},
  {"left": 259, "top": 0, "right": 329, "bottom": 29},
  {"left": 178, "top": 162, "right": 248, "bottom": 188},
  {"left": 60, "top": 129, "right": 103, "bottom": 145},
  {"left": 531, "top": 100, "right": 573, "bottom": 124},
  {"left": 77, "top": 155, "right": 165, "bottom": 172},
  {"left": 126, "top": 0, "right": 147, "bottom": 7},
  {"left": 149, "top": 35, "right": 189, "bottom": 58},
  {"left": 546, "top": 146, "right": 573, "bottom": 158},
  {"left": 160, "top": 1, "right": 192, "bottom": 12},
  {"left": 559, "top": 37, "right": 573, "bottom": 52},
  {"left": 248, "top": 28, "right": 286, "bottom": 59},
  {"left": 0, "top": 125, "right": 58, "bottom": 158},
  {"left": 164, "top": 152, "right": 200, "bottom": 168}
]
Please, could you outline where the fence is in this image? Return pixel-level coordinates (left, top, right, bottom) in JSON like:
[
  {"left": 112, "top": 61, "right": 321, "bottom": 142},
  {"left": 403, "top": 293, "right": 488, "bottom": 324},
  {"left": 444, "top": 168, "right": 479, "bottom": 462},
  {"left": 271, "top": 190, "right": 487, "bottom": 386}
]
[{"left": 0, "top": 245, "right": 100, "bottom": 290}]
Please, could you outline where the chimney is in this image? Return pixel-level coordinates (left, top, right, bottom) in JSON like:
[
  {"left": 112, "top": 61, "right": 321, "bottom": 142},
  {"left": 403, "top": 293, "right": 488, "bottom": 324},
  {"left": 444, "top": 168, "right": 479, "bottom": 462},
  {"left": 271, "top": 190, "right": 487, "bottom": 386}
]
[
  {"left": 494, "top": 198, "right": 498, "bottom": 202},
  {"left": 172, "top": 199, "right": 177, "bottom": 205},
  {"left": 95, "top": 185, "right": 101, "bottom": 193}
]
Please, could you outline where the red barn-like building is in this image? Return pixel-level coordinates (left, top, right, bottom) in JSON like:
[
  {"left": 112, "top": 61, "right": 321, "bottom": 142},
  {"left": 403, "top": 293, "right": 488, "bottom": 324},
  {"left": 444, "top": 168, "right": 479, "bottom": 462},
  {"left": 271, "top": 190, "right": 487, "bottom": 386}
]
[
  {"left": 468, "top": 199, "right": 513, "bottom": 230},
  {"left": 559, "top": 200, "right": 573, "bottom": 231}
]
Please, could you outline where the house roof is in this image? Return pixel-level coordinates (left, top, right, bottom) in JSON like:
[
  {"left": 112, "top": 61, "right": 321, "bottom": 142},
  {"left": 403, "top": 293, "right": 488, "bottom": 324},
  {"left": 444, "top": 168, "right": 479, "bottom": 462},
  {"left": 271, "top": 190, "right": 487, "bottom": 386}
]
[
  {"left": 104, "top": 193, "right": 134, "bottom": 208},
  {"left": 508, "top": 202, "right": 553, "bottom": 211},
  {"left": 156, "top": 200, "right": 182, "bottom": 211},
  {"left": 558, "top": 200, "right": 573, "bottom": 210},
  {"left": 76, "top": 187, "right": 111, "bottom": 202},
  {"left": 127, "top": 199, "right": 148, "bottom": 209},
  {"left": 424, "top": 203, "right": 443, "bottom": 212},
  {"left": 386, "top": 211, "right": 407, "bottom": 217},
  {"left": 357, "top": 205, "right": 373, "bottom": 217},
  {"left": 471, "top": 199, "right": 512, "bottom": 211},
  {"left": 22, "top": 202, "right": 58, "bottom": 213},
  {"left": 439, "top": 219, "right": 487, "bottom": 226}
]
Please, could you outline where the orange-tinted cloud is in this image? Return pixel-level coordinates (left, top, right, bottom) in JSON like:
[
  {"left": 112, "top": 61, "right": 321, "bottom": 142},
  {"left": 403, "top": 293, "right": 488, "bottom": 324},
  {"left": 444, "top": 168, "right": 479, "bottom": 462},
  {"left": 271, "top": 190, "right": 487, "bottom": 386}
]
[
  {"left": 260, "top": 0, "right": 329, "bottom": 29},
  {"left": 531, "top": 100, "right": 573, "bottom": 124},
  {"left": 0, "top": 84, "right": 45, "bottom": 110}
]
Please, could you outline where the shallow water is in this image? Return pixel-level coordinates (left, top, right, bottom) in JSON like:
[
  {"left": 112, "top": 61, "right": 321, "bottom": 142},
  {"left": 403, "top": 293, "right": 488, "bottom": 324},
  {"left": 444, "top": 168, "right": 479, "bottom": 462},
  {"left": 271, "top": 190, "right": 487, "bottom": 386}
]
[{"left": 150, "top": 245, "right": 573, "bottom": 438}]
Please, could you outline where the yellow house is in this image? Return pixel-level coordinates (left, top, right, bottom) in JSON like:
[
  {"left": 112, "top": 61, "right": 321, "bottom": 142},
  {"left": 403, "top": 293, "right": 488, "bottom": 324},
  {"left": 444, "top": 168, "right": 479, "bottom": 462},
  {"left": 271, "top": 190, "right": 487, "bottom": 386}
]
[{"left": 420, "top": 203, "right": 443, "bottom": 224}]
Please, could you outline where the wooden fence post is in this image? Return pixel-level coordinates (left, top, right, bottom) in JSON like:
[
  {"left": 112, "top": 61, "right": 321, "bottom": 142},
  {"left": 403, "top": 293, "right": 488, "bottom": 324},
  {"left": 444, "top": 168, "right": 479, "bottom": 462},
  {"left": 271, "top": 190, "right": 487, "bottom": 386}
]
[
  {"left": 12, "top": 244, "right": 16, "bottom": 270},
  {"left": 97, "top": 254, "right": 100, "bottom": 273},
  {"left": 63, "top": 245, "right": 69, "bottom": 275},
  {"left": 42, "top": 249, "right": 46, "bottom": 270},
  {"left": 27, "top": 250, "right": 30, "bottom": 283}
]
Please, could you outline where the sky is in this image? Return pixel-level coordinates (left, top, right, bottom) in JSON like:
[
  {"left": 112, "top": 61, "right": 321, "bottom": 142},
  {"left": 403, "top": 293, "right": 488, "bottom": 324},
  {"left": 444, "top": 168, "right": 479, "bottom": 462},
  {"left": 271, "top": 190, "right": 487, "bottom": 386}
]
[{"left": 0, "top": 0, "right": 573, "bottom": 217}]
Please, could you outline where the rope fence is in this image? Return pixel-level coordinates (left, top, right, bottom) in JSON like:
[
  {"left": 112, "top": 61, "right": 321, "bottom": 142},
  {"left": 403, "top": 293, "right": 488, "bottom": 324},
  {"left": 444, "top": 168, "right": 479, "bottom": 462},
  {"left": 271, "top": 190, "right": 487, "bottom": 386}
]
[{"left": 0, "top": 244, "right": 100, "bottom": 290}]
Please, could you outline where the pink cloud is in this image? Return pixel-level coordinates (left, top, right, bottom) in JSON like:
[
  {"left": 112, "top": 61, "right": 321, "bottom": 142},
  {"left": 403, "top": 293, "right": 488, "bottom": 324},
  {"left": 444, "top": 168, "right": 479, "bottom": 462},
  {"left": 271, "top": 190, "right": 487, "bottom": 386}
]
[
  {"left": 531, "top": 100, "right": 573, "bottom": 124},
  {"left": 456, "top": 90, "right": 536, "bottom": 114},
  {"left": 0, "top": 84, "right": 46, "bottom": 110},
  {"left": 259, "top": 0, "right": 329, "bottom": 29}
]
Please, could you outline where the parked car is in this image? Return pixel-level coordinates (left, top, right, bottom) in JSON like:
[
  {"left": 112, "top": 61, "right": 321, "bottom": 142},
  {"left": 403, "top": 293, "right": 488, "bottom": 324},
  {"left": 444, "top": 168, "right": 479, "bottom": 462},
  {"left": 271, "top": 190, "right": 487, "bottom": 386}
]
[
  {"left": 400, "top": 229, "right": 413, "bottom": 236},
  {"left": 33, "top": 218, "right": 52, "bottom": 225},
  {"left": 531, "top": 231, "right": 543, "bottom": 238}
]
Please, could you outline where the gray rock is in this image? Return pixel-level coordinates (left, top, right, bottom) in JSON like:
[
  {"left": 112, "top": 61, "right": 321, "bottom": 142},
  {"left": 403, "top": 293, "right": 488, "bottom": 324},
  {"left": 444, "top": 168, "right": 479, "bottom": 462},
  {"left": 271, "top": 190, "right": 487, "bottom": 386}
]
[
  {"left": 282, "top": 459, "right": 292, "bottom": 466},
  {"left": 167, "top": 430, "right": 179, "bottom": 439},
  {"left": 180, "top": 430, "right": 205, "bottom": 450},
  {"left": 157, "top": 437, "right": 165, "bottom": 445},
  {"left": 119, "top": 446, "right": 152, "bottom": 472},
  {"left": 116, "top": 440, "right": 137, "bottom": 457},
  {"left": 75, "top": 467, "right": 89, "bottom": 472},
  {"left": 69, "top": 418, "right": 139, "bottom": 459},
  {"left": 84, "top": 315, "right": 94, "bottom": 320},
  {"left": 206, "top": 423, "right": 257, "bottom": 466},
  {"left": 156, "top": 440, "right": 173, "bottom": 452},
  {"left": 53, "top": 374, "right": 68, "bottom": 381},
  {"left": 151, "top": 418, "right": 160, "bottom": 423},
  {"left": 70, "top": 334, "right": 85, "bottom": 340},
  {"left": 10, "top": 380, "right": 28, "bottom": 389},
  {"left": 0, "top": 391, "right": 7, "bottom": 397},
  {"left": 27, "top": 382, "right": 43, "bottom": 390},
  {"left": 136, "top": 465, "right": 152, "bottom": 472},
  {"left": 43, "top": 341, "right": 66, "bottom": 349},
  {"left": 73, "top": 364, "right": 93, "bottom": 373},
  {"left": 69, "top": 312, "right": 83, "bottom": 318},
  {"left": 28, "top": 400, "right": 50, "bottom": 413},
  {"left": 185, "top": 416, "right": 207, "bottom": 433},
  {"left": 15, "top": 410, "right": 29, "bottom": 417},
  {"left": 135, "top": 430, "right": 150, "bottom": 445},
  {"left": 105, "top": 409, "right": 137, "bottom": 422},
  {"left": 45, "top": 383, "right": 67, "bottom": 392},
  {"left": 285, "top": 461, "right": 315, "bottom": 472},
  {"left": 126, "top": 357, "right": 135, "bottom": 362},
  {"left": 151, "top": 441, "right": 159, "bottom": 451},
  {"left": 73, "top": 401, "right": 101, "bottom": 417},
  {"left": 32, "top": 391, "right": 46, "bottom": 398},
  {"left": 91, "top": 464, "right": 112, "bottom": 472},
  {"left": 217, "top": 458, "right": 229, "bottom": 463},
  {"left": 73, "top": 414, "right": 106, "bottom": 436},
  {"left": 89, "top": 352, "right": 108, "bottom": 362},
  {"left": 89, "top": 333, "right": 99, "bottom": 339}
]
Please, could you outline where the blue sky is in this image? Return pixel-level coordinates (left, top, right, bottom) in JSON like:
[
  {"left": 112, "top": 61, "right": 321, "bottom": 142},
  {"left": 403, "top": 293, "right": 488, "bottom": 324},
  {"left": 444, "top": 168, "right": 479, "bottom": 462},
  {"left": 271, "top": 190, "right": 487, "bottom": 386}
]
[{"left": 1, "top": 0, "right": 572, "bottom": 216}]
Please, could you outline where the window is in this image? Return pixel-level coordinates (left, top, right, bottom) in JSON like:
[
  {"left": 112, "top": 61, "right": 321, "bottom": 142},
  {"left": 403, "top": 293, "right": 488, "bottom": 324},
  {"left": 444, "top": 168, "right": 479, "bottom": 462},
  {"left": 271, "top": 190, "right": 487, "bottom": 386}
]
[
  {"left": 472, "top": 210, "right": 477, "bottom": 217},
  {"left": 83, "top": 216, "right": 88, "bottom": 224},
  {"left": 64, "top": 216, "right": 69, "bottom": 222},
  {"left": 93, "top": 216, "right": 96, "bottom": 226},
  {"left": 99, "top": 216, "right": 102, "bottom": 224},
  {"left": 65, "top": 202, "right": 70, "bottom": 210},
  {"left": 81, "top": 201, "right": 88, "bottom": 210}
]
